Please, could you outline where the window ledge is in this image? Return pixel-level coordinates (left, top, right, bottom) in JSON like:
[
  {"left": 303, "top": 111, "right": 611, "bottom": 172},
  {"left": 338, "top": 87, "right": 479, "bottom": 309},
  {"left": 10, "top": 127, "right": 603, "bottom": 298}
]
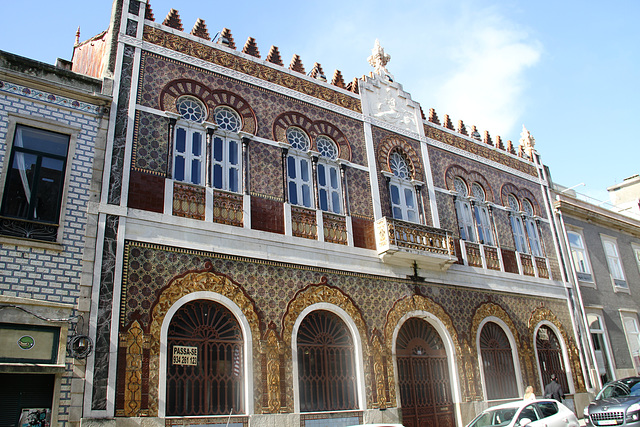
[{"left": 0, "top": 235, "right": 63, "bottom": 252}]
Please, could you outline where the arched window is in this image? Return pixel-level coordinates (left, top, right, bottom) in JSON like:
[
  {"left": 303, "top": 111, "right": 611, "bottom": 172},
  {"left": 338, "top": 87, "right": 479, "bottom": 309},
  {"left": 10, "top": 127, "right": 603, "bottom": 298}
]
[
  {"left": 471, "top": 183, "right": 494, "bottom": 246},
  {"left": 286, "top": 127, "right": 313, "bottom": 208},
  {"left": 454, "top": 178, "right": 475, "bottom": 241},
  {"left": 174, "top": 96, "right": 207, "bottom": 185},
  {"left": 316, "top": 135, "right": 342, "bottom": 214},
  {"left": 212, "top": 106, "right": 242, "bottom": 193},
  {"left": 536, "top": 325, "right": 569, "bottom": 395},
  {"left": 508, "top": 194, "right": 527, "bottom": 253},
  {"left": 479, "top": 321, "right": 518, "bottom": 400},
  {"left": 297, "top": 310, "right": 357, "bottom": 412},
  {"left": 166, "top": 300, "right": 244, "bottom": 416},
  {"left": 522, "top": 199, "right": 543, "bottom": 256},
  {"left": 389, "top": 151, "right": 418, "bottom": 222}
]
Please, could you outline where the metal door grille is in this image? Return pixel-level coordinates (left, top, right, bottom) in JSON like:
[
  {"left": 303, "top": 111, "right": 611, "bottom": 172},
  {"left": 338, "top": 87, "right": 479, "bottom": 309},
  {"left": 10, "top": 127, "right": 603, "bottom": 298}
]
[
  {"left": 397, "top": 318, "right": 454, "bottom": 427},
  {"left": 297, "top": 310, "right": 357, "bottom": 412},
  {"left": 536, "top": 325, "right": 569, "bottom": 394},
  {"left": 480, "top": 322, "right": 518, "bottom": 400},
  {"left": 166, "top": 300, "right": 244, "bottom": 416}
]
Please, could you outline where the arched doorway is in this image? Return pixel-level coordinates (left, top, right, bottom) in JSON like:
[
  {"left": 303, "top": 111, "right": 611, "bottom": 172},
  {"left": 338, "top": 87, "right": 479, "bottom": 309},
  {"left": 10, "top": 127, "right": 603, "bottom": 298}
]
[
  {"left": 536, "top": 325, "right": 569, "bottom": 394},
  {"left": 165, "top": 299, "right": 244, "bottom": 416},
  {"left": 396, "top": 317, "right": 454, "bottom": 427},
  {"left": 297, "top": 310, "right": 358, "bottom": 412},
  {"left": 479, "top": 321, "right": 518, "bottom": 400}
]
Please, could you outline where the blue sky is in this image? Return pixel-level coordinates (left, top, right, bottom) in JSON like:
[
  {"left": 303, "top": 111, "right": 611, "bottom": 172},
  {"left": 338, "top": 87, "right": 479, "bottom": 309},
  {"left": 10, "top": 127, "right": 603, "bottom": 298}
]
[{"left": 2, "top": 0, "right": 638, "bottom": 202}]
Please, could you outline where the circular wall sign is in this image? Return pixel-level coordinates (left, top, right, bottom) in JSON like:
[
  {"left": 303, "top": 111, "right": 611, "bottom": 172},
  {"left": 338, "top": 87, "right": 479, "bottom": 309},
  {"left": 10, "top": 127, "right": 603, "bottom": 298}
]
[{"left": 17, "top": 335, "right": 35, "bottom": 350}]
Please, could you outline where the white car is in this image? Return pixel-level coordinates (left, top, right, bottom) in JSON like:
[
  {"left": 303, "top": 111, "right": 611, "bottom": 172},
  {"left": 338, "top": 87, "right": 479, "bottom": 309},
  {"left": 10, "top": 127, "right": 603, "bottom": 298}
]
[{"left": 466, "top": 399, "right": 580, "bottom": 427}]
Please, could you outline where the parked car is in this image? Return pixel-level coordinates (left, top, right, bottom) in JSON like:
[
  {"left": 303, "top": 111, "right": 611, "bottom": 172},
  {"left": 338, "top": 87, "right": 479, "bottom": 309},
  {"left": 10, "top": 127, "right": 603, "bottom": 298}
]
[
  {"left": 467, "top": 399, "right": 579, "bottom": 427},
  {"left": 584, "top": 376, "right": 640, "bottom": 427}
]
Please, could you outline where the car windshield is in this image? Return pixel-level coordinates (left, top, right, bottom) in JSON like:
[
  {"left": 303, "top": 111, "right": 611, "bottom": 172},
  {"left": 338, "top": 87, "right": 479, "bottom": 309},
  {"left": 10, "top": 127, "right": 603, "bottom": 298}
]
[
  {"left": 470, "top": 408, "right": 518, "bottom": 427},
  {"left": 597, "top": 378, "right": 640, "bottom": 399}
]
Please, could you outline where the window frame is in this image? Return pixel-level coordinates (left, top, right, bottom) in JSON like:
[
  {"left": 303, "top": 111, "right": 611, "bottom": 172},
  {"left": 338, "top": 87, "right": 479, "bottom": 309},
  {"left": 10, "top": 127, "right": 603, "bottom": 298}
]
[
  {"left": 620, "top": 311, "right": 640, "bottom": 376},
  {"left": 508, "top": 194, "right": 528, "bottom": 253},
  {"left": 387, "top": 151, "right": 419, "bottom": 223},
  {"left": 471, "top": 183, "right": 494, "bottom": 246},
  {"left": 522, "top": 199, "right": 543, "bottom": 257},
  {"left": 0, "top": 114, "right": 79, "bottom": 247},
  {"left": 453, "top": 178, "right": 476, "bottom": 242},
  {"left": 315, "top": 135, "right": 342, "bottom": 214},
  {"left": 211, "top": 132, "right": 242, "bottom": 193},
  {"left": 286, "top": 127, "right": 313, "bottom": 209},
  {"left": 600, "top": 234, "right": 627, "bottom": 290},
  {"left": 587, "top": 311, "right": 616, "bottom": 384},
  {"left": 567, "top": 230, "right": 594, "bottom": 283},
  {"left": 173, "top": 120, "right": 206, "bottom": 186}
]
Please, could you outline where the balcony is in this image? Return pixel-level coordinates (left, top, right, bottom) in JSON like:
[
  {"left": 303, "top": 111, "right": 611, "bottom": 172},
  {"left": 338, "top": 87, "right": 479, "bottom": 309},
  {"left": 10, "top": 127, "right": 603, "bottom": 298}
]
[
  {"left": 375, "top": 217, "right": 457, "bottom": 271},
  {"left": 458, "top": 240, "right": 550, "bottom": 279}
]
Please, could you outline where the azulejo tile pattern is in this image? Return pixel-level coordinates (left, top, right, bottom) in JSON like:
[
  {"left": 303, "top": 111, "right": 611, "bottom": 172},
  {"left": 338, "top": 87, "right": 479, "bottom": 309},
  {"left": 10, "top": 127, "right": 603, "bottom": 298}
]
[
  {"left": 143, "top": 26, "right": 362, "bottom": 113},
  {"left": 425, "top": 124, "right": 537, "bottom": 177},
  {"left": 118, "top": 240, "right": 584, "bottom": 413},
  {"left": 132, "top": 110, "right": 168, "bottom": 175},
  {"left": 345, "top": 167, "right": 374, "bottom": 219}
]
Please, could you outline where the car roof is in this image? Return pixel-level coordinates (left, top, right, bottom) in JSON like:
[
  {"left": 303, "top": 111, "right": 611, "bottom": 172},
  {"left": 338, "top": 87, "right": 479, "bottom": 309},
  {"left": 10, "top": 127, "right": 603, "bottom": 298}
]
[
  {"left": 603, "top": 376, "right": 640, "bottom": 387},
  {"left": 484, "top": 399, "right": 561, "bottom": 411}
]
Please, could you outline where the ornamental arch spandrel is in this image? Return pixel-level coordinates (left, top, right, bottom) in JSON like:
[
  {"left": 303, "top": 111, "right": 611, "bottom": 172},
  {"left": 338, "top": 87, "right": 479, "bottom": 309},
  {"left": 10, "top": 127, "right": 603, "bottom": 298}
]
[
  {"left": 471, "top": 302, "right": 522, "bottom": 400},
  {"left": 281, "top": 278, "right": 371, "bottom": 411},
  {"left": 146, "top": 265, "right": 263, "bottom": 416},
  {"left": 384, "top": 294, "right": 466, "bottom": 403}
]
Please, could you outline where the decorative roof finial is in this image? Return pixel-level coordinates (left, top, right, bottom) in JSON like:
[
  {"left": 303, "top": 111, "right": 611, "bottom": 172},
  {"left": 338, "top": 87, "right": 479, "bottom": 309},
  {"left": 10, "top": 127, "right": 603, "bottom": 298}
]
[
  {"left": 75, "top": 27, "right": 80, "bottom": 45},
  {"left": 519, "top": 125, "right": 536, "bottom": 158},
  {"left": 367, "top": 39, "right": 391, "bottom": 79}
]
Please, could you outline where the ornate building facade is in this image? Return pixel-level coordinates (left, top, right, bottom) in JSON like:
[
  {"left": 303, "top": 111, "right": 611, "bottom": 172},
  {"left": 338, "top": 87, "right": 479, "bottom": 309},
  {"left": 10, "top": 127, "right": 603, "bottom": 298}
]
[{"left": 69, "top": 1, "right": 590, "bottom": 426}]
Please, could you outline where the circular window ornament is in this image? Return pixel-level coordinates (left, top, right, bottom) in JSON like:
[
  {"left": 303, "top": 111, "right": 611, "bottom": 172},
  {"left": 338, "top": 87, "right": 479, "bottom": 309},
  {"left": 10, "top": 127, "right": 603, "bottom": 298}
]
[
  {"left": 523, "top": 199, "right": 534, "bottom": 216},
  {"left": 316, "top": 135, "right": 338, "bottom": 160},
  {"left": 454, "top": 178, "right": 468, "bottom": 196},
  {"left": 214, "top": 106, "right": 242, "bottom": 132},
  {"left": 508, "top": 194, "right": 520, "bottom": 211},
  {"left": 471, "top": 183, "right": 485, "bottom": 200},
  {"left": 177, "top": 96, "right": 206, "bottom": 123},
  {"left": 17, "top": 335, "right": 35, "bottom": 350},
  {"left": 286, "top": 127, "right": 310, "bottom": 151}
]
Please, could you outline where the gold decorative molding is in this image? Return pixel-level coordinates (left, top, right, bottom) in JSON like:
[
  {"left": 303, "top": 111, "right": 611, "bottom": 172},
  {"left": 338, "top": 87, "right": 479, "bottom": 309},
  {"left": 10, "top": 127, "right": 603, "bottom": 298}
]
[
  {"left": 260, "top": 328, "right": 283, "bottom": 413},
  {"left": 281, "top": 279, "right": 371, "bottom": 408},
  {"left": 124, "top": 321, "right": 144, "bottom": 416},
  {"left": 147, "top": 268, "right": 263, "bottom": 416},
  {"left": 528, "top": 306, "right": 585, "bottom": 392}
]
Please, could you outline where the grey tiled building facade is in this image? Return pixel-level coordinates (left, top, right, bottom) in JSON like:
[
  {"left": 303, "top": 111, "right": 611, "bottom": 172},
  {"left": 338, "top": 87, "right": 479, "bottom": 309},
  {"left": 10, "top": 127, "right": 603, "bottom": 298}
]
[{"left": 0, "top": 51, "right": 110, "bottom": 426}]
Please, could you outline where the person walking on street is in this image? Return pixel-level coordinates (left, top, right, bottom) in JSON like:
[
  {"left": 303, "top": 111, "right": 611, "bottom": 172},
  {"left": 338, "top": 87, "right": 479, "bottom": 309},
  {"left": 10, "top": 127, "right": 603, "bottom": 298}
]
[{"left": 544, "top": 373, "right": 564, "bottom": 402}]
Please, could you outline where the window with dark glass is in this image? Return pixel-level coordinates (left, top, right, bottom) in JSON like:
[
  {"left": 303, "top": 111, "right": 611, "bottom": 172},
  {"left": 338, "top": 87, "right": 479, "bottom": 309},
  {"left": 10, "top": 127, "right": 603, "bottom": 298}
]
[
  {"left": 0, "top": 125, "right": 69, "bottom": 241},
  {"left": 479, "top": 321, "right": 518, "bottom": 400},
  {"left": 297, "top": 310, "right": 357, "bottom": 412}
]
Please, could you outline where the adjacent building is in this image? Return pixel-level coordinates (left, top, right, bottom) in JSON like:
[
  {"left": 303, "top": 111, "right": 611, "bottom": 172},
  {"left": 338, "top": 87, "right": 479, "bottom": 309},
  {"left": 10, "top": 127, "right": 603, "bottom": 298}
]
[
  {"left": 554, "top": 182, "right": 640, "bottom": 390},
  {"left": 63, "top": 1, "right": 592, "bottom": 426},
  {"left": 0, "top": 51, "right": 110, "bottom": 426}
]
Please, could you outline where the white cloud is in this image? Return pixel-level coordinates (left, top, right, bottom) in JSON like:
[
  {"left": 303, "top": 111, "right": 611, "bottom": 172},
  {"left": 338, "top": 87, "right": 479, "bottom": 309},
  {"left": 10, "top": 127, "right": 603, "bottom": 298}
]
[{"left": 431, "top": 9, "right": 542, "bottom": 138}]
